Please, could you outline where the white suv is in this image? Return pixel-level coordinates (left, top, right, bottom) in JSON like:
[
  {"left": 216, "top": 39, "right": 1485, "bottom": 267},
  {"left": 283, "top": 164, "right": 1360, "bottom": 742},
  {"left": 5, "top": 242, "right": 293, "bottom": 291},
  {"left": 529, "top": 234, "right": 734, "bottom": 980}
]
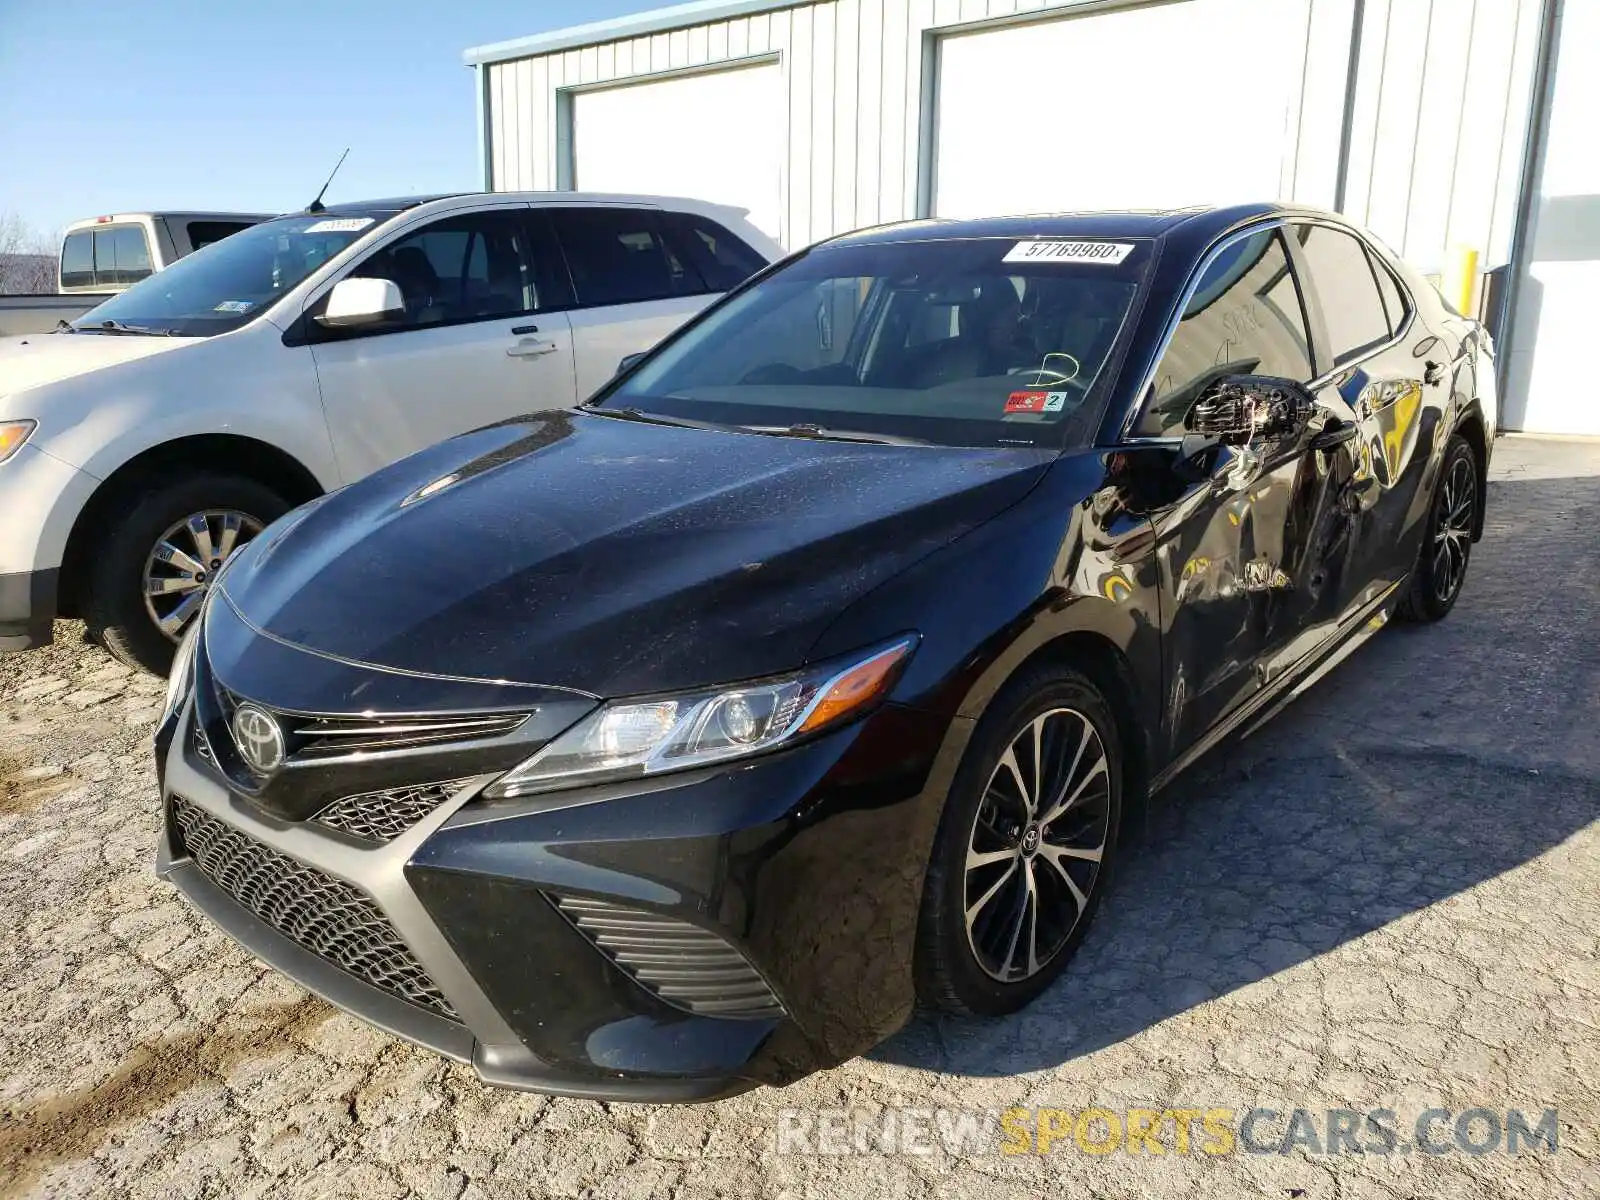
[{"left": 0, "top": 193, "right": 780, "bottom": 673}]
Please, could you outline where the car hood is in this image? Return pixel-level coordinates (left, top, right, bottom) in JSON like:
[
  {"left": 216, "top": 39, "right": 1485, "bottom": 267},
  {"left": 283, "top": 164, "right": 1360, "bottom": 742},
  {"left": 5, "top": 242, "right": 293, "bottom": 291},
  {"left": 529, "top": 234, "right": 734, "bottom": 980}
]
[
  {"left": 0, "top": 331, "right": 197, "bottom": 402},
  {"left": 222, "top": 411, "right": 1052, "bottom": 696}
]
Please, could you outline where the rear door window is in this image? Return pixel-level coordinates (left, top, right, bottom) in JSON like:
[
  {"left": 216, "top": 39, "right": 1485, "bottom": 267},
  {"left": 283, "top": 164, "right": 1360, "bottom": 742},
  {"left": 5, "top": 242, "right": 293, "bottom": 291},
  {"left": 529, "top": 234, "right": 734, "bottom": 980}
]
[
  {"left": 549, "top": 208, "right": 701, "bottom": 307},
  {"left": 659, "top": 212, "right": 768, "bottom": 292},
  {"left": 1367, "top": 248, "right": 1410, "bottom": 335},
  {"left": 1291, "top": 223, "right": 1393, "bottom": 366}
]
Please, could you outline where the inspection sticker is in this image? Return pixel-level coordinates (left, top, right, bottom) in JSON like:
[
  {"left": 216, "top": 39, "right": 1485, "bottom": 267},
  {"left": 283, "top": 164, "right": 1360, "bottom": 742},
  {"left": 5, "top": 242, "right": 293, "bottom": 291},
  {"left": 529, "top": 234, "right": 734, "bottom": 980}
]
[
  {"left": 1002, "top": 240, "right": 1135, "bottom": 265},
  {"left": 1005, "top": 390, "right": 1072, "bottom": 414},
  {"left": 304, "top": 217, "right": 374, "bottom": 234},
  {"left": 213, "top": 300, "right": 254, "bottom": 313}
]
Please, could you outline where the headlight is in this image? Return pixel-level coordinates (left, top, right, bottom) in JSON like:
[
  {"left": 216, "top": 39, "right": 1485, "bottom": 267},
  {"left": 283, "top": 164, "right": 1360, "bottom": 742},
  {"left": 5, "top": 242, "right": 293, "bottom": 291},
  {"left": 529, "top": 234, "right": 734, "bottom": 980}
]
[
  {"left": 486, "top": 635, "right": 918, "bottom": 799},
  {"left": 0, "top": 420, "right": 36, "bottom": 465},
  {"left": 161, "top": 624, "right": 200, "bottom": 726}
]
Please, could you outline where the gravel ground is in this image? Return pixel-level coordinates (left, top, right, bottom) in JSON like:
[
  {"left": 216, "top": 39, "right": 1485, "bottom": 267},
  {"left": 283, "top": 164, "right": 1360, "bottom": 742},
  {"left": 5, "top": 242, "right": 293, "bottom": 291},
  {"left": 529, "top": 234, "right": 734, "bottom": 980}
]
[{"left": 1, "top": 435, "right": 1596, "bottom": 1200}]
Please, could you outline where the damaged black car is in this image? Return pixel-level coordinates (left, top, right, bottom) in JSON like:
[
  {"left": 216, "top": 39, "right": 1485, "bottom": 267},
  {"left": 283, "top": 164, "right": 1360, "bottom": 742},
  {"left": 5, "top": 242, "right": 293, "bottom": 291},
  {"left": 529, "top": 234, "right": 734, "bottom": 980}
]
[{"left": 155, "top": 204, "right": 1493, "bottom": 1100}]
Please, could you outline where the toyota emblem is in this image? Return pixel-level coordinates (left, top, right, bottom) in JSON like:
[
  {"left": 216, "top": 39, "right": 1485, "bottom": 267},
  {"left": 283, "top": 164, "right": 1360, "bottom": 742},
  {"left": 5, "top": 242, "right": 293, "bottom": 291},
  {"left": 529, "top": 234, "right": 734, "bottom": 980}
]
[{"left": 231, "top": 704, "right": 285, "bottom": 775}]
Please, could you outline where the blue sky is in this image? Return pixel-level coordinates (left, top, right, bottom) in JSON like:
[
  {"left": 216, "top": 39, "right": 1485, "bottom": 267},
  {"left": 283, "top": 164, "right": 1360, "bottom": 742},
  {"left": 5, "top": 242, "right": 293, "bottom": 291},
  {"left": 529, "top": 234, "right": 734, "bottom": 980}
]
[{"left": 0, "top": 0, "right": 653, "bottom": 239}]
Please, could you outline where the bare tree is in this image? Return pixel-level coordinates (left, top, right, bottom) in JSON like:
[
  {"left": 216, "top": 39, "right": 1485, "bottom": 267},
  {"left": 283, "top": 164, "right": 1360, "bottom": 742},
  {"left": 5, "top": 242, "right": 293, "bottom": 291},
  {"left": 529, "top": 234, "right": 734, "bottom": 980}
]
[{"left": 0, "top": 213, "right": 59, "bottom": 294}]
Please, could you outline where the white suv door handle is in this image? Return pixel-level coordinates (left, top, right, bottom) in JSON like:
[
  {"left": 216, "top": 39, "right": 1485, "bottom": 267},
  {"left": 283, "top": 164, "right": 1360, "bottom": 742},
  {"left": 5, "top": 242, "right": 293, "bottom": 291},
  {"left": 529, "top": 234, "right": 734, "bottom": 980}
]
[{"left": 507, "top": 338, "right": 559, "bottom": 359}]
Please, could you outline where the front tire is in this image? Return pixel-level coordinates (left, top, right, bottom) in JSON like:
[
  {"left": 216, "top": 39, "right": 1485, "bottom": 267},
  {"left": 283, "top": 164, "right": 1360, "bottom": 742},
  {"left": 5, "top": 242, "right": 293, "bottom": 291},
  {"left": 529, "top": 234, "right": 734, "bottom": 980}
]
[
  {"left": 915, "top": 663, "right": 1123, "bottom": 1017},
  {"left": 1399, "top": 434, "right": 1478, "bottom": 623},
  {"left": 83, "top": 473, "right": 288, "bottom": 675}
]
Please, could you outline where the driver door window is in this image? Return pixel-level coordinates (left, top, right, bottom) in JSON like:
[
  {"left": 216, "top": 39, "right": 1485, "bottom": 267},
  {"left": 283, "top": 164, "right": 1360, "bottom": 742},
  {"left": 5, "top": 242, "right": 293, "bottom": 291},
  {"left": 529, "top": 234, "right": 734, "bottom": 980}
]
[
  {"left": 1135, "top": 228, "right": 1313, "bottom": 437},
  {"left": 344, "top": 211, "right": 561, "bottom": 333},
  {"left": 307, "top": 209, "right": 578, "bottom": 479}
]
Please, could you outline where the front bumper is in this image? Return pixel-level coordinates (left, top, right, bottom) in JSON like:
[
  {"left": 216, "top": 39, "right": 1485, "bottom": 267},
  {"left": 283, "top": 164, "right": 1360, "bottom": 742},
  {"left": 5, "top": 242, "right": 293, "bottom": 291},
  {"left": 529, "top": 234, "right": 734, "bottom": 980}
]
[
  {"left": 154, "top": 687, "right": 958, "bottom": 1100},
  {"left": 0, "top": 567, "right": 58, "bottom": 651},
  {"left": 0, "top": 442, "right": 99, "bottom": 650}
]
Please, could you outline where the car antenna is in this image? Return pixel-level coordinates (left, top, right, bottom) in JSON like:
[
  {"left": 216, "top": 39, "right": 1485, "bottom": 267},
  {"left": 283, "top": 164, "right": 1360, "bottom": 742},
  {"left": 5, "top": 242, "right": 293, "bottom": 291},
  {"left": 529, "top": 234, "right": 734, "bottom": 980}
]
[{"left": 305, "top": 147, "right": 351, "bottom": 214}]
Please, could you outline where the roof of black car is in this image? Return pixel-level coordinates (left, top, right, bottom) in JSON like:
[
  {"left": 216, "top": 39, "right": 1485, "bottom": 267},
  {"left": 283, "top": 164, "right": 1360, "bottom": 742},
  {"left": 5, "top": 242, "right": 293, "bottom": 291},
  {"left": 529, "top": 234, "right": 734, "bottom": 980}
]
[{"left": 822, "top": 203, "right": 1291, "bottom": 251}]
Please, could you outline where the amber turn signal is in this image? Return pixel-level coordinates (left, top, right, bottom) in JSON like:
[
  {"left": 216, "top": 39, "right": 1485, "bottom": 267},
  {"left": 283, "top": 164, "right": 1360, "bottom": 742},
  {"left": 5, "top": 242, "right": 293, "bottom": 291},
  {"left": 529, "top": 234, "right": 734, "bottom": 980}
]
[{"left": 797, "top": 638, "right": 916, "bottom": 734}]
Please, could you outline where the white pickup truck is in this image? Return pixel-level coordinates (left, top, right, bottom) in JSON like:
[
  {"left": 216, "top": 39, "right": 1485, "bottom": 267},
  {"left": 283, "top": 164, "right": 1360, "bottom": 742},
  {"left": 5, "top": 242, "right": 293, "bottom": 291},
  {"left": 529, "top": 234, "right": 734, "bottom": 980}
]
[
  {"left": 0, "top": 191, "right": 780, "bottom": 673},
  {"left": 0, "top": 212, "right": 271, "bottom": 336}
]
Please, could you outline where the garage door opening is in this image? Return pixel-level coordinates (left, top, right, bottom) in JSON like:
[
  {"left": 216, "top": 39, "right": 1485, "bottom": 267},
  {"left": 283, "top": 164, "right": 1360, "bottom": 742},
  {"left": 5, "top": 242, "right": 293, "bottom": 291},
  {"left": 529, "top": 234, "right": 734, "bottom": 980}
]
[
  {"left": 570, "top": 61, "right": 784, "bottom": 242},
  {"left": 931, "top": 0, "right": 1307, "bottom": 219}
]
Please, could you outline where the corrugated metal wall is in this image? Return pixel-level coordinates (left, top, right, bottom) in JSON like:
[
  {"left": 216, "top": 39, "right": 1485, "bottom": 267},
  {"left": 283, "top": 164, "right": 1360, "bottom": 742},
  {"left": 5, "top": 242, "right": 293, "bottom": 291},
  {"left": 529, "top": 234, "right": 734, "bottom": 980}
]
[
  {"left": 483, "top": 0, "right": 1543, "bottom": 271},
  {"left": 1339, "top": 0, "right": 1546, "bottom": 269}
]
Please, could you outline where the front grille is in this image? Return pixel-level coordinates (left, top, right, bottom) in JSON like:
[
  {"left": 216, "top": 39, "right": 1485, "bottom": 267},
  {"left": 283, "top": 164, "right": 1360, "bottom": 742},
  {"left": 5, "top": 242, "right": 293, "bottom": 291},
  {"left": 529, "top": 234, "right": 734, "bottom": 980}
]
[
  {"left": 313, "top": 779, "right": 475, "bottom": 844},
  {"left": 201, "top": 666, "right": 531, "bottom": 769},
  {"left": 285, "top": 711, "right": 531, "bottom": 760},
  {"left": 172, "top": 796, "right": 458, "bottom": 1020},
  {"left": 555, "top": 896, "right": 784, "bottom": 1020}
]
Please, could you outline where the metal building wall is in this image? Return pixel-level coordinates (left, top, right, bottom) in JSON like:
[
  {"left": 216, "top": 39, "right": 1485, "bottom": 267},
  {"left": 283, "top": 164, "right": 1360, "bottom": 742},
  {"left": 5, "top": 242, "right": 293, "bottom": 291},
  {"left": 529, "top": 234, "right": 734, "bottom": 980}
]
[
  {"left": 478, "top": 0, "right": 1544, "bottom": 273},
  {"left": 1339, "top": 0, "right": 1547, "bottom": 271}
]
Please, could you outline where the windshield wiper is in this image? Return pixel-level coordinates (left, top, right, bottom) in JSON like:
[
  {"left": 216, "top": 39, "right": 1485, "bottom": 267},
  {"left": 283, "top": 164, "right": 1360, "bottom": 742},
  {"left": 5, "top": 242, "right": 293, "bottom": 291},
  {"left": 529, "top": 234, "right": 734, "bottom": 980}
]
[
  {"left": 582, "top": 406, "right": 735, "bottom": 433},
  {"left": 73, "top": 319, "right": 175, "bottom": 336},
  {"left": 587, "top": 408, "right": 927, "bottom": 446},
  {"left": 743, "top": 423, "right": 930, "bottom": 447}
]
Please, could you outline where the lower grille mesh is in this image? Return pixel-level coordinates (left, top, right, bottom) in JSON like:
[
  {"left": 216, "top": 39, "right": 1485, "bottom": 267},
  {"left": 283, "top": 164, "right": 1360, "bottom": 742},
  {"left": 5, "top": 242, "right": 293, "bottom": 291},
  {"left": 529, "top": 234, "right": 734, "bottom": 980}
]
[
  {"left": 314, "top": 780, "right": 474, "bottom": 844},
  {"left": 555, "top": 896, "right": 783, "bottom": 1020},
  {"left": 172, "top": 796, "right": 458, "bottom": 1020}
]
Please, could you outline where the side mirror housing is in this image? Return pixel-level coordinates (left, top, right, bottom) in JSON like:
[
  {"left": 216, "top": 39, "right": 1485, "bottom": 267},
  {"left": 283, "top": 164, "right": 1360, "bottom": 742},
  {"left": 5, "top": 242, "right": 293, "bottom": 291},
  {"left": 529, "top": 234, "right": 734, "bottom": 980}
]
[
  {"left": 1187, "top": 375, "right": 1315, "bottom": 445},
  {"left": 615, "top": 351, "right": 648, "bottom": 377},
  {"left": 315, "top": 277, "right": 404, "bottom": 329}
]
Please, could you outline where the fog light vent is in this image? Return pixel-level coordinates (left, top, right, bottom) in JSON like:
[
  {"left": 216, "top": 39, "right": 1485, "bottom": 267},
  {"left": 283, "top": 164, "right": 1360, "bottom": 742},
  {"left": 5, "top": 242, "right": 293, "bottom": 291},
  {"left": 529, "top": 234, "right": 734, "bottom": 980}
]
[{"left": 554, "top": 896, "right": 784, "bottom": 1020}]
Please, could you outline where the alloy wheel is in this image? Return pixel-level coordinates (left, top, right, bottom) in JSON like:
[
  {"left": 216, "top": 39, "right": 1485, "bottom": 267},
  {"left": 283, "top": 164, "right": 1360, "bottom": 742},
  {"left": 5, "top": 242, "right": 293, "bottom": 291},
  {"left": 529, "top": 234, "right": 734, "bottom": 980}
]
[
  {"left": 964, "top": 707, "right": 1112, "bottom": 983},
  {"left": 1432, "top": 456, "right": 1475, "bottom": 605},
  {"left": 142, "top": 510, "right": 264, "bottom": 642}
]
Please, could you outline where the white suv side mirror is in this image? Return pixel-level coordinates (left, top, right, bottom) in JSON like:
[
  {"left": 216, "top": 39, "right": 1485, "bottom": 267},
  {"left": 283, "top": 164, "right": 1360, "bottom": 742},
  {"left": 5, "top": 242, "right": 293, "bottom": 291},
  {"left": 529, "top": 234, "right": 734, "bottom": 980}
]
[{"left": 316, "top": 277, "right": 404, "bottom": 329}]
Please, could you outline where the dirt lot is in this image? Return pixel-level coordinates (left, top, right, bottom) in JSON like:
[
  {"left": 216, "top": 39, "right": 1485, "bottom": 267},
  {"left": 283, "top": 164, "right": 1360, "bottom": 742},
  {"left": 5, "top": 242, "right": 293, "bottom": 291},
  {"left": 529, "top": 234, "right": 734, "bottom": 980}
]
[{"left": 1, "top": 435, "right": 1596, "bottom": 1199}]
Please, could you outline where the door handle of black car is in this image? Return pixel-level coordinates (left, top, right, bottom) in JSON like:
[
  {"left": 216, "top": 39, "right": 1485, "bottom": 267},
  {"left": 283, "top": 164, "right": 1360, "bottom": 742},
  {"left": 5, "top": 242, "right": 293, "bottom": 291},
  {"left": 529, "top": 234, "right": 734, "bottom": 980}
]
[
  {"left": 1309, "top": 421, "right": 1358, "bottom": 452},
  {"left": 1424, "top": 360, "right": 1445, "bottom": 387}
]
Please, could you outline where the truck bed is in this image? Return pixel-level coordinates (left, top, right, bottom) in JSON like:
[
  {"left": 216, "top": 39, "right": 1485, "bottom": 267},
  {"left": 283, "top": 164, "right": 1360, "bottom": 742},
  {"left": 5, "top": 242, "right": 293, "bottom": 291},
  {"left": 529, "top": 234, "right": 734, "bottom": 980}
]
[{"left": 0, "top": 294, "right": 112, "bottom": 337}]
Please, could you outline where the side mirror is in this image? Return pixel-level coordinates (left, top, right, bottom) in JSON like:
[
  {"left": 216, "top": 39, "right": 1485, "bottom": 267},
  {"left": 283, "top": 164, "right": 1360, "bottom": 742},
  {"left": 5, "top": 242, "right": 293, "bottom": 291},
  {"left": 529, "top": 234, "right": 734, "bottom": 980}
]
[
  {"left": 615, "top": 351, "right": 648, "bottom": 377},
  {"left": 1187, "top": 375, "right": 1315, "bottom": 445},
  {"left": 315, "top": 277, "right": 404, "bottom": 329}
]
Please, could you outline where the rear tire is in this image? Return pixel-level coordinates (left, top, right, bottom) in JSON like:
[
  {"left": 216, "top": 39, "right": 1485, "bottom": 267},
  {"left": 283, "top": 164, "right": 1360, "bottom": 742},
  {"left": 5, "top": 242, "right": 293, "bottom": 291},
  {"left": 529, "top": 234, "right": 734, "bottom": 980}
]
[
  {"left": 914, "top": 663, "right": 1123, "bottom": 1018},
  {"left": 83, "top": 473, "right": 288, "bottom": 675},
  {"left": 1398, "top": 434, "right": 1478, "bottom": 623}
]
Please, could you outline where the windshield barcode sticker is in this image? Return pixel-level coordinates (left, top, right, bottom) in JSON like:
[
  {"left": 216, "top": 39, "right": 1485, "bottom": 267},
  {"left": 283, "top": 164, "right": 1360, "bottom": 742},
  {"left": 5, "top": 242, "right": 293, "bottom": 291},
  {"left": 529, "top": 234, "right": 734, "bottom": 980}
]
[
  {"left": 304, "top": 217, "right": 374, "bottom": 234},
  {"left": 1002, "top": 240, "right": 1135, "bottom": 265}
]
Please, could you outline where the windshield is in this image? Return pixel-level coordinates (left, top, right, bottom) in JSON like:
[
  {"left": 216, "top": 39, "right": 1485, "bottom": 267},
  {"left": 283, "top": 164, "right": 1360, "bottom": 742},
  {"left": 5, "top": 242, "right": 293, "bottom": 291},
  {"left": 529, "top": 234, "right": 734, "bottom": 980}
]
[
  {"left": 600, "top": 237, "right": 1149, "bottom": 449},
  {"left": 71, "top": 213, "right": 388, "bottom": 337}
]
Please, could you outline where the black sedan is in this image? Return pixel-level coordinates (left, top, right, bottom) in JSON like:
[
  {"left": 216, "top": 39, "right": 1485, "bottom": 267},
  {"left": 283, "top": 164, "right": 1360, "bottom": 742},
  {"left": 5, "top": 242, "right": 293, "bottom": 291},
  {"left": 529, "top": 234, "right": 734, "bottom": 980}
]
[{"left": 154, "top": 204, "right": 1493, "bottom": 1101}]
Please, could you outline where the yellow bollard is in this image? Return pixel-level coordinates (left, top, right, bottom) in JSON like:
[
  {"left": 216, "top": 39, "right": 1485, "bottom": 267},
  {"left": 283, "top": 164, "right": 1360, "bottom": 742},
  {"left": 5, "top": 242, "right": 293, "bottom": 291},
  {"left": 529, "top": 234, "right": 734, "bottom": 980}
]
[{"left": 1444, "top": 245, "right": 1480, "bottom": 317}]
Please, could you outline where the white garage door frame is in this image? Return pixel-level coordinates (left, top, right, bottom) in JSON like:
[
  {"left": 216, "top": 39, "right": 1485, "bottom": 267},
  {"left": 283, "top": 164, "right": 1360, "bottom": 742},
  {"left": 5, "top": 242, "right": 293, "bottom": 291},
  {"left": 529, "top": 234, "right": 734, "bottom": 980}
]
[
  {"left": 553, "top": 54, "right": 785, "bottom": 232},
  {"left": 912, "top": 0, "right": 1333, "bottom": 221}
]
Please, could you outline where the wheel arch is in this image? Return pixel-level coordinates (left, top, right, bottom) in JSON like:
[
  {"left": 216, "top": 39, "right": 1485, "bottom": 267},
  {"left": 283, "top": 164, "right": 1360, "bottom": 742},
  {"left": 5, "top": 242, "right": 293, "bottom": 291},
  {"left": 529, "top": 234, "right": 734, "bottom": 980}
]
[
  {"left": 1452, "top": 403, "right": 1490, "bottom": 540},
  {"left": 954, "top": 624, "right": 1155, "bottom": 838},
  {"left": 57, "top": 434, "right": 325, "bottom": 617},
  {"left": 1013, "top": 630, "right": 1153, "bottom": 833}
]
